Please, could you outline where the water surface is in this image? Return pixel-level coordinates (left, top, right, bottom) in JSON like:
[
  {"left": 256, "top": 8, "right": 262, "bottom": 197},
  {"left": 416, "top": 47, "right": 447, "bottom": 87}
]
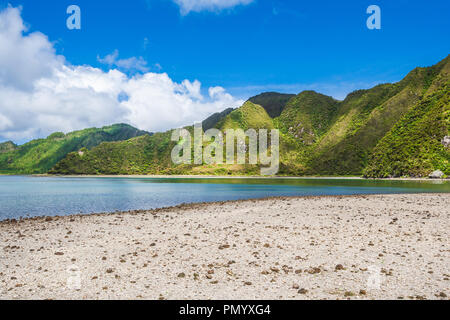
[{"left": 0, "top": 176, "right": 449, "bottom": 220}]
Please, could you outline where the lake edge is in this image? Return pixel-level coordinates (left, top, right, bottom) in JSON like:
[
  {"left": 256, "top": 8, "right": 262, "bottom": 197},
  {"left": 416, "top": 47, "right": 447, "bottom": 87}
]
[{"left": 29, "top": 174, "right": 450, "bottom": 182}]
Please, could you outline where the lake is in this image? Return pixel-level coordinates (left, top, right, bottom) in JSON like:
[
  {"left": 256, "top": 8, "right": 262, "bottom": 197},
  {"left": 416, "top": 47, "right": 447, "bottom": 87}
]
[{"left": 0, "top": 175, "right": 449, "bottom": 220}]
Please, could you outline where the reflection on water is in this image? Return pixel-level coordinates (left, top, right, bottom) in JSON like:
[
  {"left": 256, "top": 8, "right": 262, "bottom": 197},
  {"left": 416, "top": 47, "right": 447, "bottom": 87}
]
[{"left": 0, "top": 176, "right": 449, "bottom": 220}]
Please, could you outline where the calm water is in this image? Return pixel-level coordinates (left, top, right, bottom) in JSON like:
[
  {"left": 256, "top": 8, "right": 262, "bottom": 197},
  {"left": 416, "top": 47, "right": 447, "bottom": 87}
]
[{"left": 0, "top": 176, "right": 449, "bottom": 220}]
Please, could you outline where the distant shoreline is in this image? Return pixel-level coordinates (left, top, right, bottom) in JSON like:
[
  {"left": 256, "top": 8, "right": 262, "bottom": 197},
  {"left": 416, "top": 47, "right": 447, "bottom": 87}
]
[
  {"left": 1, "top": 174, "right": 446, "bottom": 182},
  {"left": 2, "top": 192, "right": 449, "bottom": 224}
]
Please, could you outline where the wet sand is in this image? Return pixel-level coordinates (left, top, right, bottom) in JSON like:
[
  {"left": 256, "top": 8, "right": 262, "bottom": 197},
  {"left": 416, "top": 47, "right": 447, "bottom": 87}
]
[{"left": 1, "top": 193, "right": 449, "bottom": 300}]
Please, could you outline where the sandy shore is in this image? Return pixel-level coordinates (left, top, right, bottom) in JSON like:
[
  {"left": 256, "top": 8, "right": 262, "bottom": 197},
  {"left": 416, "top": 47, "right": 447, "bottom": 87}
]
[{"left": 1, "top": 193, "right": 449, "bottom": 300}]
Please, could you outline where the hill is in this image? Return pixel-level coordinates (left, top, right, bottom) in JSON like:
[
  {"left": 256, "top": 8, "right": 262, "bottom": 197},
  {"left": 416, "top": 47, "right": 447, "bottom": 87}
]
[
  {"left": 363, "top": 76, "right": 449, "bottom": 177},
  {"left": 0, "top": 124, "right": 150, "bottom": 174},
  {"left": 202, "top": 108, "right": 234, "bottom": 131},
  {"left": 50, "top": 55, "right": 450, "bottom": 177},
  {"left": 248, "top": 92, "right": 296, "bottom": 118},
  {"left": 0, "top": 141, "right": 17, "bottom": 153},
  {"left": 305, "top": 55, "right": 449, "bottom": 176}
]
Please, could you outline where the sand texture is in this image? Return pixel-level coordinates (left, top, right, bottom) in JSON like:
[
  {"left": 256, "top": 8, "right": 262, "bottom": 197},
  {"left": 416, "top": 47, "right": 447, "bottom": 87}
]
[{"left": 1, "top": 193, "right": 449, "bottom": 300}]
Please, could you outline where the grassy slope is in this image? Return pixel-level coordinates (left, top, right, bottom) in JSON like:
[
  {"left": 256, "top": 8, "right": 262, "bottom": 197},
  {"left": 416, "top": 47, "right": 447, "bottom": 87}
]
[
  {"left": 217, "top": 101, "right": 275, "bottom": 131},
  {"left": 0, "top": 124, "right": 149, "bottom": 174},
  {"left": 50, "top": 133, "right": 170, "bottom": 175},
  {"left": 270, "top": 91, "right": 338, "bottom": 174},
  {"left": 0, "top": 141, "right": 17, "bottom": 153},
  {"left": 202, "top": 108, "right": 234, "bottom": 131},
  {"left": 248, "top": 92, "right": 296, "bottom": 118},
  {"left": 50, "top": 56, "right": 450, "bottom": 177},
  {"left": 303, "top": 56, "right": 449, "bottom": 175},
  {"left": 277, "top": 91, "right": 338, "bottom": 138},
  {"left": 363, "top": 61, "right": 450, "bottom": 177},
  {"left": 51, "top": 102, "right": 275, "bottom": 176}
]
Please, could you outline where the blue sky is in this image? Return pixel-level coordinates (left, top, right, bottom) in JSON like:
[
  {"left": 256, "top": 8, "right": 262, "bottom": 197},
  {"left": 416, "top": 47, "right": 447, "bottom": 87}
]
[
  {"left": 3, "top": 0, "right": 449, "bottom": 98},
  {"left": 0, "top": 0, "right": 448, "bottom": 142}
]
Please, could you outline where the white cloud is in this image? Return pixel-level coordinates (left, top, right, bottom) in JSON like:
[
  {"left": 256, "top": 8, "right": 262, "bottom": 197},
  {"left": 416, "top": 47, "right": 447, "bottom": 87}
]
[
  {"left": 97, "top": 50, "right": 149, "bottom": 73},
  {"left": 173, "top": 0, "right": 254, "bottom": 15},
  {"left": 0, "top": 113, "right": 12, "bottom": 131},
  {"left": 0, "top": 6, "right": 64, "bottom": 90},
  {"left": 0, "top": 6, "right": 243, "bottom": 142}
]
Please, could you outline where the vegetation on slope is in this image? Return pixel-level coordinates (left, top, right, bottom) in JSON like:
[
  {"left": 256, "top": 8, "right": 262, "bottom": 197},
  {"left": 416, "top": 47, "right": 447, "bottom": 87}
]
[
  {"left": 217, "top": 101, "right": 274, "bottom": 131},
  {"left": 202, "top": 108, "right": 234, "bottom": 131},
  {"left": 248, "top": 92, "right": 296, "bottom": 118},
  {"left": 363, "top": 83, "right": 449, "bottom": 177},
  {"left": 0, "top": 124, "right": 150, "bottom": 174},
  {"left": 277, "top": 91, "right": 338, "bottom": 143},
  {"left": 0, "top": 141, "right": 17, "bottom": 153},
  {"left": 49, "top": 55, "right": 450, "bottom": 177},
  {"left": 303, "top": 56, "right": 450, "bottom": 176},
  {"left": 50, "top": 102, "right": 276, "bottom": 176}
]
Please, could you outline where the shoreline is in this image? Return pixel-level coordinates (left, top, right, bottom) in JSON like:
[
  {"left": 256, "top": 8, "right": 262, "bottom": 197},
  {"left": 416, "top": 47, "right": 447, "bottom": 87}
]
[
  {"left": 1, "top": 192, "right": 449, "bottom": 224},
  {"left": 1, "top": 173, "right": 448, "bottom": 182},
  {"left": 1, "top": 193, "right": 449, "bottom": 300}
]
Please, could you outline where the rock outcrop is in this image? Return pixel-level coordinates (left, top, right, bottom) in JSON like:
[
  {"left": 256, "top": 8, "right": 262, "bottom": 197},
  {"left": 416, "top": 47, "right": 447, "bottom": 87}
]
[{"left": 429, "top": 170, "right": 444, "bottom": 179}]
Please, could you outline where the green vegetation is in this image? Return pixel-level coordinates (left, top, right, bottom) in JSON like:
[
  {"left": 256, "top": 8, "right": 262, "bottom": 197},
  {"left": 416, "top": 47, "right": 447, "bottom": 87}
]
[
  {"left": 0, "top": 141, "right": 17, "bottom": 153},
  {"left": 49, "top": 102, "right": 275, "bottom": 176},
  {"left": 10, "top": 55, "right": 450, "bottom": 178},
  {"left": 301, "top": 56, "right": 450, "bottom": 176},
  {"left": 202, "top": 108, "right": 234, "bottom": 131},
  {"left": 363, "top": 83, "right": 449, "bottom": 178},
  {"left": 249, "top": 92, "right": 296, "bottom": 118},
  {"left": 277, "top": 91, "right": 338, "bottom": 141},
  {"left": 217, "top": 101, "right": 274, "bottom": 131},
  {"left": 0, "top": 124, "right": 150, "bottom": 174}
]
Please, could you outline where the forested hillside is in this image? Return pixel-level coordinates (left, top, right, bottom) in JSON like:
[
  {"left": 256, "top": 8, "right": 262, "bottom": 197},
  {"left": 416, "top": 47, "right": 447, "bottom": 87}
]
[{"left": 43, "top": 55, "right": 450, "bottom": 177}]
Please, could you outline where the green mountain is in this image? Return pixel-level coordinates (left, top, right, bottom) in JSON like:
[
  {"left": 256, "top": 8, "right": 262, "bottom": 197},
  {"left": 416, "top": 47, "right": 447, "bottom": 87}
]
[
  {"left": 49, "top": 132, "right": 175, "bottom": 175},
  {"left": 303, "top": 55, "right": 450, "bottom": 176},
  {"left": 202, "top": 108, "right": 234, "bottom": 131},
  {"left": 0, "top": 124, "right": 150, "bottom": 174},
  {"left": 217, "top": 101, "right": 275, "bottom": 131},
  {"left": 277, "top": 91, "right": 339, "bottom": 142},
  {"left": 49, "top": 55, "right": 450, "bottom": 177},
  {"left": 0, "top": 141, "right": 17, "bottom": 153},
  {"left": 249, "top": 92, "right": 296, "bottom": 118},
  {"left": 49, "top": 105, "right": 270, "bottom": 176},
  {"left": 363, "top": 76, "right": 449, "bottom": 177}
]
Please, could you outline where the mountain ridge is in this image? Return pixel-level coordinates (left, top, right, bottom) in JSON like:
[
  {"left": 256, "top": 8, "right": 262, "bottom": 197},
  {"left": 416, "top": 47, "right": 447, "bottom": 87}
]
[
  {"left": 0, "top": 141, "right": 17, "bottom": 153},
  {"left": 4, "top": 55, "right": 449, "bottom": 178},
  {"left": 0, "top": 124, "right": 151, "bottom": 174}
]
